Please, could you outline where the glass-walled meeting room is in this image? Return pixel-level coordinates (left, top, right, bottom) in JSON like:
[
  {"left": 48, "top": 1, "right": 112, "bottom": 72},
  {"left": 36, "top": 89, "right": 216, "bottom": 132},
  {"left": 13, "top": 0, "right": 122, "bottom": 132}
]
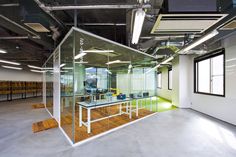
[{"left": 43, "top": 27, "right": 158, "bottom": 144}]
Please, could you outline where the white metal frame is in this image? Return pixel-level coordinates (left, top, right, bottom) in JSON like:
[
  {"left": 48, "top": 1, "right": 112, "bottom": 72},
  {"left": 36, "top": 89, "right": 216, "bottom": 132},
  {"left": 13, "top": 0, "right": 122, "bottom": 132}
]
[
  {"left": 78, "top": 96, "right": 158, "bottom": 133},
  {"left": 78, "top": 100, "right": 133, "bottom": 133}
]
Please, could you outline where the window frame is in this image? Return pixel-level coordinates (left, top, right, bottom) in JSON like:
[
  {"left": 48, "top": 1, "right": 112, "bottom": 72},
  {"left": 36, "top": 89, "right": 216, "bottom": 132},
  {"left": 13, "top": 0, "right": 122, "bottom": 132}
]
[
  {"left": 194, "top": 48, "right": 225, "bottom": 97},
  {"left": 168, "top": 68, "right": 173, "bottom": 90},
  {"left": 157, "top": 72, "right": 162, "bottom": 89}
]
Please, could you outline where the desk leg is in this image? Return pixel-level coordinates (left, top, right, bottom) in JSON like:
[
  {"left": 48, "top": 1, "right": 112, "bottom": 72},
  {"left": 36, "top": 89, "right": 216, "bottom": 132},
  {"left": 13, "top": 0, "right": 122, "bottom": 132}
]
[
  {"left": 119, "top": 103, "right": 122, "bottom": 115},
  {"left": 87, "top": 108, "right": 91, "bottom": 133},
  {"left": 156, "top": 97, "right": 158, "bottom": 112},
  {"left": 136, "top": 100, "right": 138, "bottom": 117},
  {"left": 129, "top": 101, "right": 132, "bottom": 119},
  {"left": 145, "top": 98, "right": 147, "bottom": 108},
  {"left": 150, "top": 97, "right": 152, "bottom": 111},
  {"left": 79, "top": 106, "right": 82, "bottom": 127},
  {"left": 126, "top": 102, "right": 129, "bottom": 114}
]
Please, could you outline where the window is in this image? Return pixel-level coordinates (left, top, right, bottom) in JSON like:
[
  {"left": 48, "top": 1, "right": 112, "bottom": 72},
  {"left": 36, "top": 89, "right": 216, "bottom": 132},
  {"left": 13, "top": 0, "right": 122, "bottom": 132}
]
[
  {"left": 157, "top": 72, "right": 162, "bottom": 88},
  {"left": 168, "top": 69, "right": 173, "bottom": 90},
  {"left": 194, "top": 49, "right": 225, "bottom": 96}
]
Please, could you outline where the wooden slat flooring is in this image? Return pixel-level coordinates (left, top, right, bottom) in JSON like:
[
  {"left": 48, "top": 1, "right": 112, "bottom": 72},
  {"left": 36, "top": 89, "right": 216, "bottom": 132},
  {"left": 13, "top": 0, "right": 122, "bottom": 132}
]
[
  {"left": 60, "top": 105, "right": 154, "bottom": 143},
  {"left": 32, "top": 118, "right": 58, "bottom": 133},
  {"left": 32, "top": 103, "right": 45, "bottom": 109}
]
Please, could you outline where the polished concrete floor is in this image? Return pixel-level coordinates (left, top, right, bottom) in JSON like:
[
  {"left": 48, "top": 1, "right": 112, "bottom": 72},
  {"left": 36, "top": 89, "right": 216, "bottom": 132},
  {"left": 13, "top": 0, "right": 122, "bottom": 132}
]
[{"left": 0, "top": 98, "right": 236, "bottom": 157}]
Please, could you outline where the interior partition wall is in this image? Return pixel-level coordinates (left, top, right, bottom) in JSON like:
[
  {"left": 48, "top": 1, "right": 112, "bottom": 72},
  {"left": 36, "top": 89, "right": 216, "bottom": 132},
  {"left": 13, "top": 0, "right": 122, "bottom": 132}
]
[
  {"left": 43, "top": 27, "right": 158, "bottom": 145},
  {"left": 45, "top": 55, "right": 54, "bottom": 115}
]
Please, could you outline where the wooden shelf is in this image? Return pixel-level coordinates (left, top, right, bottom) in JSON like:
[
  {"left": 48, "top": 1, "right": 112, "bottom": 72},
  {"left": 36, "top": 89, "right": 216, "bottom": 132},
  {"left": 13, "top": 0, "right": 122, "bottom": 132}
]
[{"left": 0, "top": 81, "right": 43, "bottom": 101}]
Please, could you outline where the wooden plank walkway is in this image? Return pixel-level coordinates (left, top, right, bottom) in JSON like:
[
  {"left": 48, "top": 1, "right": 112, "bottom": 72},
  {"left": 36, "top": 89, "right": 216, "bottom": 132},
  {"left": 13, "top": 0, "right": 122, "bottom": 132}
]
[
  {"left": 32, "top": 118, "right": 58, "bottom": 133},
  {"left": 32, "top": 103, "right": 45, "bottom": 109}
]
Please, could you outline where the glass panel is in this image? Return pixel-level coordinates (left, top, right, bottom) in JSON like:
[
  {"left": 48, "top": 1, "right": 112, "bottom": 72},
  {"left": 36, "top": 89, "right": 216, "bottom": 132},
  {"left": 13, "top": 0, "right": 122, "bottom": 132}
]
[
  {"left": 198, "top": 59, "right": 210, "bottom": 93},
  {"left": 168, "top": 70, "right": 173, "bottom": 90},
  {"left": 211, "top": 55, "right": 224, "bottom": 95},
  {"left": 45, "top": 56, "right": 53, "bottom": 115},
  {"left": 157, "top": 73, "right": 162, "bottom": 88},
  {"left": 60, "top": 32, "right": 74, "bottom": 142},
  {"left": 57, "top": 28, "right": 157, "bottom": 144},
  {"left": 144, "top": 68, "right": 156, "bottom": 96},
  {"left": 212, "top": 76, "right": 223, "bottom": 95}
]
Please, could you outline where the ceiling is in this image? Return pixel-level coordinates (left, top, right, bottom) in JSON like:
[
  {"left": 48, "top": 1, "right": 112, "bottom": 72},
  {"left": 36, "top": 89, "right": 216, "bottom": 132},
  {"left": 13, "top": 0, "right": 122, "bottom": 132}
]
[{"left": 0, "top": 0, "right": 236, "bottom": 68}]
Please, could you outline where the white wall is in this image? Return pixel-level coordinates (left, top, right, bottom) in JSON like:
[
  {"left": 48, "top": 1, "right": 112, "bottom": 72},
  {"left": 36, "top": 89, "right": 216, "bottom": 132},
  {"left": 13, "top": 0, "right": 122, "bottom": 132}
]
[
  {"left": 0, "top": 67, "right": 42, "bottom": 81},
  {"left": 190, "top": 34, "right": 236, "bottom": 125},
  {"left": 157, "top": 67, "right": 172, "bottom": 101},
  {"left": 172, "top": 56, "right": 179, "bottom": 106},
  {"left": 171, "top": 55, "right": 191, "bottom": 108}
]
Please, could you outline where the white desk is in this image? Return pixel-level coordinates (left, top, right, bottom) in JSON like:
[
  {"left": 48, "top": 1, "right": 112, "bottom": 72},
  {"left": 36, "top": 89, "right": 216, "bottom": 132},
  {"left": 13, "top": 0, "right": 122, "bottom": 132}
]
[
  {"left": 77, "top": 98, "right": 133, "bottom": 133},
  {"left": 77, "top": 96, "right": 157, "bottom": 133}
]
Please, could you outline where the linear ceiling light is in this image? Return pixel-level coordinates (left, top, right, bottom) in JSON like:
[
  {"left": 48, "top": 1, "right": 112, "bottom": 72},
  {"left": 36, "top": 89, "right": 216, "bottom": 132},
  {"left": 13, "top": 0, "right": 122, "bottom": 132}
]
[
  {"left": 42, "top": 67, "right": 53, "bottom": 70},
  {"left": 28, "top": 65, "right": 42, "bottom": 70},
  {"left": 161, "top": 56, "right": 174, "bottom": 64},
  {"left": 75, "top": 61, "right": 88, "bottom": 64},
  {"left": 62, "top": 67, "right": 73, "bottom": 70},
  {"left": 86, "top": 67, "right": 94, "bottom": 70},
  {"left": 106, "top": 60, "right": 121, "bottom": 65},
  {"left": 60, "top": 63, "right": 66, "bottom": 68},
  {"left": 30, "top": 69, "right": 45, "bottom": 73},
  {"left": 74, "top": 52, "right": 87, "bottom": 60},
  {"left": 132, "top": 9, "right": 146, "bottom": 44},
  {"left": 0, "top": 49, "right": 7, "bottom": 54},
  {"left": 180, "top": 30, "right": 219, "bottom": 54},
  {"left": 105, "top": 69, "right": 112, "bottom": 74},
  {"left": 0, "top": 59, "right": 20, "bottom": 65},
  {"left": 2, "top": 65, "right": 22, "bottom": 70},
  {"left": 145, "top": 64, "right": 161, "bottom": 74},
  {"left": 145, "top": 56, "right": 175, "bottom": 74},
  {"left": 83, "top": 50, "right": 114, "bottom": 53}
]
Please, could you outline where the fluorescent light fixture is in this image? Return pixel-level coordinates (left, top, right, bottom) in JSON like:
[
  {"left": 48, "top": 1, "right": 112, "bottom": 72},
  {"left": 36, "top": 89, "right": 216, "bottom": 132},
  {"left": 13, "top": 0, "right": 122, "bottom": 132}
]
[
  {"left": 86, "top": 67, "right": 94, "bottom": 70},
  {"left": 42, "top": 67, "right": 53, "bottom": 70},
  {"left": 128, "top": 64, "right": 132, "bottom": 69},
  {"left": 180, "top": 30, "right": 219, "bottom": 54},
  {"left": 106, "top": 60, "right": 121, "bottom": 65},
  {"left": 128, "top": 69, "right": 131, "bottom": 74},
  {"left": 145, "top": 64, "right": 161, "bottom": 74},
  {"left": 161, "top": 56, "right": 174, "bottom": 64},
  {"left": 0, "top": 49, "right": 7, "bottom": 54},
  {"left": 28, "top": 65, "right": 42, "bottom": 70},
  {"left": 2, "top": 65, "right": 22, "bottom": 70},
  {"left": 74, "top": 52, "right": 87, "bottom": 60},
  {"left": 83, "top": 50, "right": 114, "bottom": 53},
  {"left": 226, "top": 58, "right": 236, "bottom": 62},
  {"left": 75, "top": 61, "right": 88, "bottom": 64},
  {"left": 60, "top": 63, "right": 66, "bottom": 68},
  {"left": 0, "top": 59, "right": 20, "bottom": 65},
  {"left": 30, "top": 69, "right": 45, "bottom": 73},
  {"left": 132, "top": 9, "right": 146, "bottom": 44},
  {"left": 105, "top": 69, "right": 112, "bottom": 74},
  {"left": 62, "top": 67, "right": 73, "bottom": 70},
  {"left": 60, "top": 70, "right": 69, "bottom": 73}
]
